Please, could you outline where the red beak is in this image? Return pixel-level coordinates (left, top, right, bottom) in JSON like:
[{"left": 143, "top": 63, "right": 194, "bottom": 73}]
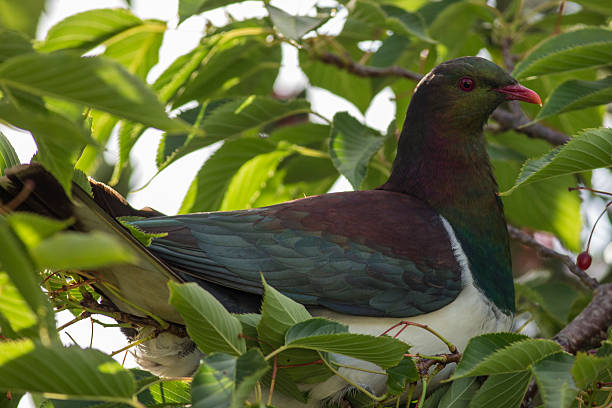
[{"left": 494, "top": 84, "right": 542, "bottom": 106}]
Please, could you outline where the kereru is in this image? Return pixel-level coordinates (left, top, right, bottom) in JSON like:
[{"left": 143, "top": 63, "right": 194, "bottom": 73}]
[{"left": 0, "top": 56, "right": 541, "bottom": 406}]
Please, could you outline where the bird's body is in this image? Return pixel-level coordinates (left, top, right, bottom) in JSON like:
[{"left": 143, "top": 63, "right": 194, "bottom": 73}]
[{"left": 0, "top": 56, "right": 541, "bottom": 406}]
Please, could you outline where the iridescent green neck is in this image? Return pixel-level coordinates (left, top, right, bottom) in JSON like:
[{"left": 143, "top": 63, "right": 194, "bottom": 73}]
[{"left": 381, "top": 96, "right": 515, "bottom": 314}]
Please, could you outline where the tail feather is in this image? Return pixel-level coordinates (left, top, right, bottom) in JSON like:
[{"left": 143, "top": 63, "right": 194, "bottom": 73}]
[{"left": 0, "top": 164, "right": 185, "bottom": 323}]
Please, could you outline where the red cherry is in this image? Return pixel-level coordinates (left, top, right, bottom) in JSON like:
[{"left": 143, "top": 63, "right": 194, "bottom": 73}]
[{"left": 577, "top": 252, "right": 592, "bottom": 270}]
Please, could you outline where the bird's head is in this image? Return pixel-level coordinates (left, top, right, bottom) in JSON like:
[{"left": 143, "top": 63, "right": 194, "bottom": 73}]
[{"left": 411, "top": 56, "right": 541, "bottom": 134}]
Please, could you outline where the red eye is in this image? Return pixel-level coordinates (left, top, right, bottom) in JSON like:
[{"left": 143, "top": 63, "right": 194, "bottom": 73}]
[{"left": 459, "top": 77, "right": 474, "bottom": 92}]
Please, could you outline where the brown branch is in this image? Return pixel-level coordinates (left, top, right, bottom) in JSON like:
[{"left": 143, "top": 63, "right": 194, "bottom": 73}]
[
  {"left": 310, "top": 50, "right": 570, "bottom": 146},
  {"left": 412, "top": 352, "right": 462, "bottom": 376},
  {"left": 316, "top": 51, "right": 423, "bottom": 81},
  {"left": 491, "top": 108, "right": 570, "bottom": 146},
  {"left": 507, "top": 225, "right": 598, "bottom": 289},
  {"left": 521, "top": 283, "right": 612, "bottom": 408},
  {"left": 554, "top": 282, "right": 612, "bottom": 353},
  {"left": 79, "top": 292, "right": 186, "bottom": 338}
]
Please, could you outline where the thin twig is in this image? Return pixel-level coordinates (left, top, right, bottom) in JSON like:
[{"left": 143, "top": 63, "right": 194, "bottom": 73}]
[
  {"left": 381, "top": 321, "right": 457, "bottom": 353},
  {"left": 507, "top": 225, "right": 598, "bottom": 289},
  {"left": 110, "top": 331, "right": 158, "bottom": 356},
  {"left": 57, "top": 311, "right": 91, "bottom": 332},
  {"left": 0, "top": 179, "right": 35, "bottom": 213},
  {"left": 267, "top": 355, "right": 278, "bottom": 406}
]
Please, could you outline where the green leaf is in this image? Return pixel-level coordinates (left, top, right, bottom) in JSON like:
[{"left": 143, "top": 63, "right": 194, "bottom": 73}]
[
  {"left": 0, "top": 217, "right": 55, "bottom": 338},
  {"left": 0, "top": 29, "right": 33, "bottom": 64},
  {"left": 468, "top": 371, "right": 532, "bottom": 408},
  {"left": 330, "top": 112, "right": 385, "bottom": 189},
  {"left": 429, "top": 1, "right": 493, "bottom": 59},
  {"left": 38, "top": 9, "right": 143, "bottom": 52},
  {"left": 168, "top": 281, "right": 246, "bottom": 356},
  {"left": 0, "top": 272, "right": 38, "bottom": 337},
  {"left": 285, "top": 320, "right": 409, "bottom": 369},
  {"left": 287, "top": 332, "right": 408, "bottom": 369},
  {"left": 178, "top": 0, "right": 235, "bottom": 22},
  {"left": 452, "top": 338, "right": 561, "bottom": 379},
  {"left": 285, "top": 318, "right": 349, "bottom": 342},
  {"left": 166, "top": 97, "right": 311, "bottom": 176},
  {"left": 31, "top": 231, "right": 135, "bottom": 270},
  {"left": 438, "top": 377, "right": 480, "bottom": 408},
  {"left": 0, "top": 100, "right": 88, "bottom": 194},
  {"left": 536, "top": 77, "right": 612, "bottom": 122},
  {"left": 72, "top": 169, "right": 93, "bottom": 197},
  {"left": 513, "top": 27, "right": 612, "bottom": 79},
  {"left": 117, "top": 217, "right": 168, "bottom": 246},
  {"left": 179, "top": 138, "right": 277, "bottom": 213},
  {"left": 452, "top": 333, "right": 529, "bottom": 380},
  {"left": 422, "top": 383, "right": 450, "bottom": 408},
  {"left": 494, "top": 156, "right": 582, "bottom": 252},
  {"left": 234, "top": 313, "right": 260, "bottom": 348},
  {"left": 142, "top": 379, "right": 191, "bottom": 406},
  {"left": 220, "top": 150, "right": 290, "bottom": 211},
  {"left": 267, "top": 5, "right": 325, "bottom": 40},
  {"left": 257, "top": 278, "right": 311, "bottom": 350},
  {"left": 381, "top": 5, "right": 434, "bottom": 43},
  {"left": 0, "top": 131, "right": 19, "bottom": 175},
  {"left": 102, "top": 19, "right": 165, "bottom": 80},
  {"left": 571, "top": 352, "right": 612, "bottom": 389},
  {"left": 5, "top": 212, "right": 72, "bottom": 248},
  {"left": 578, "top": 0, "right": 612, "bottom": 14},
  {"left": 172, "top": 37, "right": 280, "bottom": 107},
  {"left": 153, "top": 42, "right": 211, "bottom": 104},
  {"left": 0, "top": 339, "right": 136, "bottom": 402},
  {"left": 386, "top": 357, "right": 419, "bottom": 396},
  {"left": 532, "top": 352, "right": 577, "bottom": 408},
  {"left": 191, "top": 350, "right": 269, "bottom": 408},
  {"left": 199, "top": 96, "right": 311, "bottom": 143},
  {"left": 0, "top": 0, "right": 44, "bottom": 38},
  {"left": 0, "top": 52, "right": 188, "bottom": 132},
  {"left": 501, "top": 128, "right": 612, "bottom": 194}
]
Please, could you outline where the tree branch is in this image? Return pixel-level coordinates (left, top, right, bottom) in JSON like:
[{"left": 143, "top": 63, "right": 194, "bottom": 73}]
[
  {"left": 507, "top": 225, "right": 598, "bottom": 289},
  {"left": 554, "top": 283, "right": 612, "bottom": 353},
  {"left": 310, "top": 50, "right": 570, "bottom": 146},
  {"left": 79, "top": 292, "right": 187, "bottom": 338}
]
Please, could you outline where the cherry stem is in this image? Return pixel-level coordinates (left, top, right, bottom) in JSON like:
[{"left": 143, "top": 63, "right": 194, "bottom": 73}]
[
  {"left": 585, "top": 200, "right": 612, "bottom": 254},
  {"left": 267, "top": 355, "right": 278, "bottom": 406},
  {"left": 569, "top": 186, "right": 612, "bottom": 198}
]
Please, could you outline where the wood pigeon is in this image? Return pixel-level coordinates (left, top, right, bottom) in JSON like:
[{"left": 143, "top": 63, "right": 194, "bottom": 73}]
[{"left": 0, "top": 56, "right": 541, "bottom": 406}]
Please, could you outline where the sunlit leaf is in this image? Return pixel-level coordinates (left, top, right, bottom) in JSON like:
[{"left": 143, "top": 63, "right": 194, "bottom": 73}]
[
  {"left": 191, "top": 350, "right": 269, "bottom": 408},
  {"left": 501, "top": 128, "right": 612, "bottom": 194},
  {"left": 532, "top": 352, "right": 577, "bottom": 408},
  {"left": 330, "top": 112, "right": 385, "bottom": 189},
  {"left": 0, "top": 52, "right": 188, "bottom": 132},
  {"left": 267, "top": 5, "right": 326, "bottom": 40},
  {"left": 180, "top": 138, "right": 277, "bottom": 213},
  {"left": 169, "top": 281, "right": 246, "bottom": 356},
  {"left": 536, "top": 77, "right": 612, "bottom": 122},
  {"left": 220, "top": 150, "right": 290, "bottom": 211},
  {"left": 0, "top": 0, "right": 44, "bottom": 38},
  {"left": 0, "top": 131, "right": 19, "bottom": 175},
  {"left": 32, "top": 231, "right": 135, "bottom": 270},
  {"left": 452, "top": 338, "right": 561, "bottom": 379},
  {"left": 513, "top": 27, "right": 612, "bottom": 79},
  {"left": 468, "top": 371, "right": 532, "bottom": 408},
  {"left": 38, "top": 9, "right": 143, "bottom": 52},
  {"left": 257, "top": 278, "right": 311, "bottom": 350},
  {"left": 0, "top": 339, "right": 136, "bottom": 402}
]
